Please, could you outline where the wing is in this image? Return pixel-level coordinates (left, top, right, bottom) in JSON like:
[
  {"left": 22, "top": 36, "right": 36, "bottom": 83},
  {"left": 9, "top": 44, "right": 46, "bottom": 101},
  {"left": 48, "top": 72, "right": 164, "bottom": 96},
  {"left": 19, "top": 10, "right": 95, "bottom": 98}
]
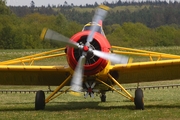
[
  {"left": 0, "top": 48, "right": 72, "bottom": 86},
  {"left": 111, "top": 46, "right": 180, "bottom": 84},
  {"left": 111, "top": 59, "right": 180, "bottom": 83},
  {"left": 0, "top": 65, "right": 71, "bottom": 86}
]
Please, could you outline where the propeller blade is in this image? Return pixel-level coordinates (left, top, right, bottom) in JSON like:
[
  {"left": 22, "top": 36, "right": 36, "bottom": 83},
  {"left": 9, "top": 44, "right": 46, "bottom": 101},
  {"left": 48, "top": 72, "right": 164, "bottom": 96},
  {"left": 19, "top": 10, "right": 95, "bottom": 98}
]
[
  {"left": 40, "top": 28, "right": 78, "bottom": 48},
  {"left": 90, "top": 93, "right": 94, "bottom": 98},
  {"left": 91, "top": 82, "right": 96, "bottom": 88},
  {"left": 70, "top": 55, "right": 86, "bottom": 92},
  {"left": 85, "top": 82, "right": 90, "bottom": 88},
  {"left": 92, "top": 50, "right": 129, "bottom": 64},
  {"left": 86, "top": 5, "right": 110, "bottom": 44},
  {"left": 84, "top": 92, "right": 89, "bottom": 98}
]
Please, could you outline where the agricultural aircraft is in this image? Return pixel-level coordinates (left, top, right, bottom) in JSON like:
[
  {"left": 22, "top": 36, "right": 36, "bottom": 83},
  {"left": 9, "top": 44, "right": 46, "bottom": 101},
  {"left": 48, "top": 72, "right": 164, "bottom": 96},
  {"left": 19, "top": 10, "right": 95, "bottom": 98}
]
[{"left": 1, "top": 5, "right": 180, "bottom": 110}]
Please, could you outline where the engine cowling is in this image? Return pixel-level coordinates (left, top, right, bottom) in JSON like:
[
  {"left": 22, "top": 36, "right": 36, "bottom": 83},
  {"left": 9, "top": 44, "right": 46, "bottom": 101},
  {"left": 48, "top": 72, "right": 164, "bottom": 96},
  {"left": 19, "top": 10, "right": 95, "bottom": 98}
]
[{"left": 66, "top": 31, "right": 111, "bottom": 75}]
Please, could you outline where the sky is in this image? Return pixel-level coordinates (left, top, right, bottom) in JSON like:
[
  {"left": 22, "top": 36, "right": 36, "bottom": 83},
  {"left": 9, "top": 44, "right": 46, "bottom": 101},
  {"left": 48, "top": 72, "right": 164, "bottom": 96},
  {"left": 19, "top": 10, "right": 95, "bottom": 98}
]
[{"left": 6, "top": 0, "right": 116, "bottom": 6}]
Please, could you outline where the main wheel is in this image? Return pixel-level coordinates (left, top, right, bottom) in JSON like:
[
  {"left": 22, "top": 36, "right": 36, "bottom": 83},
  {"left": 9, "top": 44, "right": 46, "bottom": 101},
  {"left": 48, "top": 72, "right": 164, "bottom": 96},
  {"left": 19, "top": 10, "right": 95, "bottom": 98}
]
[
  {"left": 35, "top": 90, "right": 45, "bottom": 110},
  {"left": 134, "top": 88, "right": 144, "bottom": 110},
  {"left": 100, "top": 93, "right": 106, "bottom": 102}
]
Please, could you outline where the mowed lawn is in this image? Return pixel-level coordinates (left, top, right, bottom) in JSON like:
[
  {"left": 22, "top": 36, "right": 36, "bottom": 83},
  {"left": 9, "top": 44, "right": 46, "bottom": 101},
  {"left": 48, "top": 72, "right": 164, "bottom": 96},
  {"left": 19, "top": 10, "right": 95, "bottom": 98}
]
[
  {"left": 0, "top": 83, "right": 180, "bottom": 120},
  {"left": 1, "top": 48, "right": 180, "bottom": 119}
]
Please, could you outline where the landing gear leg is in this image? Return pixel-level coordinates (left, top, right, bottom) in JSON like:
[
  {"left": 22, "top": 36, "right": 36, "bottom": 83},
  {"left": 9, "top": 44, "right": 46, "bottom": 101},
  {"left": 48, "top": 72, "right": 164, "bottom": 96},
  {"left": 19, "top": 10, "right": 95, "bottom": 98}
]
[
  {"left": 35, "top": 90, "right": 45, "bottom": 110},
  {"left": 100, "top": 92, "right": 106, "bottom": 102},
  {"left": 134, "top": 88, "right": 144, "bottom": 110}
]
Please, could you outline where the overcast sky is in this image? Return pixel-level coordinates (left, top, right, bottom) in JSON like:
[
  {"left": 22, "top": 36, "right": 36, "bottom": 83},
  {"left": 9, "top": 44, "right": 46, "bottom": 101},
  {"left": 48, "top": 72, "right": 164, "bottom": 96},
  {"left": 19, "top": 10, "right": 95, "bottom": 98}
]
[{"left": 6, "top": 0, "right": 117, "bottom": 6}]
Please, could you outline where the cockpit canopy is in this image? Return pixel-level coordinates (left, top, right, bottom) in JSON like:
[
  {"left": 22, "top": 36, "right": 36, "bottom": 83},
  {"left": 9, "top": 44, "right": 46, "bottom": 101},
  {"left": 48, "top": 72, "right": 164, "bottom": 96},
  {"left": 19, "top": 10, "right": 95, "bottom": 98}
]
[{"left": 82, "top": 22, "right": 105, "bottom": 36}]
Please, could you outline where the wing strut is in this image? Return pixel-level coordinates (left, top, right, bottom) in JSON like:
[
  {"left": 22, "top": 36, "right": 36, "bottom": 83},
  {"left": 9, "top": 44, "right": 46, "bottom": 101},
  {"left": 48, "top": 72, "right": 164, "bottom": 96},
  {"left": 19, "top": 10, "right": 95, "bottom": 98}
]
[
  {"left": 96, "top": 73, "right": 134, "bottom": 102},
  {"left": 45, "top": 75, "right": 72, "bottom": 103}
]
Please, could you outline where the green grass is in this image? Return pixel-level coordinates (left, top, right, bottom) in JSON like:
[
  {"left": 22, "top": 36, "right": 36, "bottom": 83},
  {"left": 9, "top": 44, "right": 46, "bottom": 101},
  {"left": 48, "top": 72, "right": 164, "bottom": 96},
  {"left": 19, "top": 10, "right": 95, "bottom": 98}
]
[
  {"left": 0, "top": 84, "right": 180, "bottom": 120},
  {"left": 141, "top": 46, "right": 180, "bottom": 55},
  {"left": 0, "top": 49, "right": 67, "bottom": 65},
  {"left": 1, "top": 47, "right": 180, "bottom": 119},
  {"left": 0, "top": 49, "right": 48, "bottom": 61}
]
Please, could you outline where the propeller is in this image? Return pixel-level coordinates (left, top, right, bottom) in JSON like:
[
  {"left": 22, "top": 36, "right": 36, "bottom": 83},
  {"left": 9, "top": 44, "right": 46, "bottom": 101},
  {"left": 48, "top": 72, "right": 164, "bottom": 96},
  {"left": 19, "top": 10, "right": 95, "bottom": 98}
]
[
  {"left": 70, "top": 55, "right": 86, "bottom": 92},
  {"left": 69, "top": 5, "right": 110, "bottom": 92},
  {"left": 84, "top": 82, "right": 97, "bottom": 98},
  {"left": 86, "top": 5, "right": 109, "bottom": 46},
  {"left": 92, "top": 50, "right": 129, "bottom": 64},
  {"left": 40, "top": 28, "right": 79, "bottom": 48},
  {"left": 40, "top": 5, "right": 130, "bottom": 94}
]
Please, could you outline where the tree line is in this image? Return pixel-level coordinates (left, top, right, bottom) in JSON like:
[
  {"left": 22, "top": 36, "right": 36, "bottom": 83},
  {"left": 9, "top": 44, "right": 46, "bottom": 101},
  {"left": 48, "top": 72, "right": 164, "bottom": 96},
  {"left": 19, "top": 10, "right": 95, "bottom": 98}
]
[
  {"left": 0, "top": 0, "right": 180, "bottom": 49},
  {"left": 59, "top": 2, "right": 180, "bottom": 28},
  {"left": 9, "top": 1, "right": 180, "bottom": 28}
]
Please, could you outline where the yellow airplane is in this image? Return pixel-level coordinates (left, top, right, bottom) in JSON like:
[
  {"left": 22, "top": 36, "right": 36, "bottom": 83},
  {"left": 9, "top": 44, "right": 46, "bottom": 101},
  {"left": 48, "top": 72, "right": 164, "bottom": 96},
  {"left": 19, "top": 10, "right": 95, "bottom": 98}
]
[{"left": 1, "top": 5, "right": 180, "bottom": 110}]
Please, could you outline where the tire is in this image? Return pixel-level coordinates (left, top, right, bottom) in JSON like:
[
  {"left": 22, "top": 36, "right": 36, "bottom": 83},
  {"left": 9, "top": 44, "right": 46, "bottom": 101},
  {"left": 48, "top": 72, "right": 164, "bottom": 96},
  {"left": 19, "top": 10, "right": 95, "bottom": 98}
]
[
  {"left": 35, "top": 90, "right": 45, "bottom": 110},
  {"left": 134, "top": 88, "right": 144, "bottom": 110},
  {"left": 100, "top": 94, "right": 106, "bottom": 102}
]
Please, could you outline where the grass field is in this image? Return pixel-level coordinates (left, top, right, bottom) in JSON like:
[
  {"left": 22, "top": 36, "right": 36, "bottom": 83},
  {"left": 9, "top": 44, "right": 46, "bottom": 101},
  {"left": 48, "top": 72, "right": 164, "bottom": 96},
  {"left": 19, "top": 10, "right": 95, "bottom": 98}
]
[
  {"left": 1, "top": 85, "right": 180, "bottom": 120},
  {"left": 1, "top": 47, "right": 180, "bottom": 120}
]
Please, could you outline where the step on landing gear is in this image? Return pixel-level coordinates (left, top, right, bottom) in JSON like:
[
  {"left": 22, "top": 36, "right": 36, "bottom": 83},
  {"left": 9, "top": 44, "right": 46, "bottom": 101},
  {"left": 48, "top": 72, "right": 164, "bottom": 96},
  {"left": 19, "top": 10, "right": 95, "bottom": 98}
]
[
  {"left": 35, "top": 90, "right": 45, "bottom": 110},
  {"left": 134, "top": 88, "right": 144, "bottom": 110}
]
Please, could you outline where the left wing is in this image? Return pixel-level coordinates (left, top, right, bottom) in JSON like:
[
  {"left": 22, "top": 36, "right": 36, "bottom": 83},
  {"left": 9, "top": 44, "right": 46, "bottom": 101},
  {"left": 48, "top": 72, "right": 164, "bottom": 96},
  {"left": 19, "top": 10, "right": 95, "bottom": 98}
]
[
  {"left": 0, "top": 65, "right": 71, "bottom": 86},
  {"left": 111, "top": 56, "right": 180, "bottom": 84},
  {"left": 110, "top": 46, "right": 180, "bottom": 84}
]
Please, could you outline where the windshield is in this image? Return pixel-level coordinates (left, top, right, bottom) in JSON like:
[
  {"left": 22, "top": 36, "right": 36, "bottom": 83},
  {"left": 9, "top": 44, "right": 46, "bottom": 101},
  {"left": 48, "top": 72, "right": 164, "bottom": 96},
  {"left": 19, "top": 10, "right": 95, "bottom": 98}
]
[{"left": 82, "top": 23, "right": 105, "bottom": 36}]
